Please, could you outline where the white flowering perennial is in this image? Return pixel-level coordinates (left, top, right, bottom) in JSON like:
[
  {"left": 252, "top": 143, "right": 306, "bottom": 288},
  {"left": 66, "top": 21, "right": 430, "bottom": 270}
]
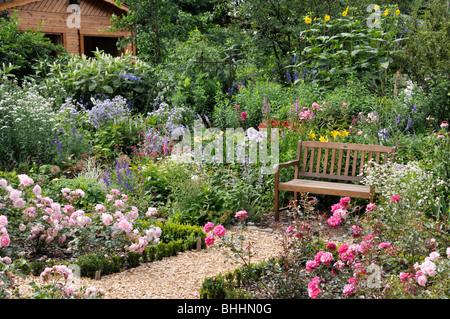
[
  {"left": 0, "top": 79, "right": 58, "bottom": 166},
  {"left": 362, "top": 160, "right": 444, "bottom": 211}
]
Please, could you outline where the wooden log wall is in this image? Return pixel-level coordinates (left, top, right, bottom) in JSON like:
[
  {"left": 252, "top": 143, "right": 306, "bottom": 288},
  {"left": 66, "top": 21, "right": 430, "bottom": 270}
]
[{"left": 3, "top": 0, "right": 133, "bottom": 55}]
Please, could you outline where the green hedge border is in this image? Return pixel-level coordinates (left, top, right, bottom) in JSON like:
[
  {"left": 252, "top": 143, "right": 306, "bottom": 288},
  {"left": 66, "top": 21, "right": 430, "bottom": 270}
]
[
  {"left": 198, "top": 258, "right": 281, "bottom": 299},
  {"left": 20, "top": 222, "right": 206, "bottom": 279}
]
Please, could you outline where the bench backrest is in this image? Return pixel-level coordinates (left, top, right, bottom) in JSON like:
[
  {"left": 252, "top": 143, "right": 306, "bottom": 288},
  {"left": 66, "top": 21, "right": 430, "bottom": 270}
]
[{"left": 295, "top": 141, "right": 397, "bottom": 182}]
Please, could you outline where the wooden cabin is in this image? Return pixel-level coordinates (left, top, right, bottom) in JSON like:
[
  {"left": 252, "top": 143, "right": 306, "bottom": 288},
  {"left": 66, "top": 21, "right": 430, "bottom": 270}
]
[{"left": 0, "top": 0, "right": 135, "bottom": 57}]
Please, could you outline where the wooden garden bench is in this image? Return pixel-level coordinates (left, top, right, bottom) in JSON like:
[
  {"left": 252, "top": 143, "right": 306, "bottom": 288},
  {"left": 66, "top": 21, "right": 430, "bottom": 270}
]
[{"left": 274, "top": 141, "right": 397, "bottom": 221}]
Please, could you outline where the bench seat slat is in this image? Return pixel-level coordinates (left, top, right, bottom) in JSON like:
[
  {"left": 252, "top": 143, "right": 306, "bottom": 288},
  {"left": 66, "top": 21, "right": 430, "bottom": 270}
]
[{"left": 278, "top": 179, "right": 373, "bottom": 199}]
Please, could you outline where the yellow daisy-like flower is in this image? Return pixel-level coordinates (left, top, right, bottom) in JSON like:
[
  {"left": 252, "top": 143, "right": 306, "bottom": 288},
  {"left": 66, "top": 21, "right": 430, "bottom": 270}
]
[
  {"left": 384, "top": 9, "right": 389, "bottom": 16},
  {"left": 324, "top": 14, "right": 330, "bottom": 21},
  {"left": 395, "top": 9, "right": 400, "bottom": 16},
  {"left": 331, "top": 130, "right": 341, "bottom": 139},
  {"left": 342, "top": 10, "right": 347, "bottom": 17},
  {"left": 305, "top": 16, "right": 312, "bottom": 24},
  {"left": 319, "top": 136, "right": 329, "bottom": 143}
]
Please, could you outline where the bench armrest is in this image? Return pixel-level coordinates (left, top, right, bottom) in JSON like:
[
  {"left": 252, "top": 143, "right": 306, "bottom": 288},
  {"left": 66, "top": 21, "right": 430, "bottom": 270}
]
[
  {"left": 274, "top": 160, "right": 300, "bottom": 173},
  {"left": 274, "top": 160, "right": 300, "bottom": 186}
]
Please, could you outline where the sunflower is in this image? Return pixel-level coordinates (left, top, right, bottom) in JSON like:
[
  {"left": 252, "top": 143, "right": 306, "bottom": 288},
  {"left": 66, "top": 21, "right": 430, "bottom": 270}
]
[
  {"left": 305, "top": 16, "right": 312, "bottom": 24},
  {"left": 324, "top": 14, "right": 330, "bottom": 21}
]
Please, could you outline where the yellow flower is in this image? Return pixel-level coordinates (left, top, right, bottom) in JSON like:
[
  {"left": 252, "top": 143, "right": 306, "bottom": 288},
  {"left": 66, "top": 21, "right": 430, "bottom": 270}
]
[
  {"left": 395, "top": 9, "right": 400, "bottom": 16},
  {"left": 319, "top": 136, "right": 329, "bottom": 142},
  {"left": 384, "top": 9, "right": 389, "bottom": 16},
  {"left": 331, "top": 130, "right": 341, "bottom": 139},
  {"left": 308, "top": 130, "right": 316, "bottom": 139},
  {"left": 340, "top": 130, "right": 349, "bottom": 137},
  {"left": 324, "top": 14, "right": 330, "bottom": 21},
  {"left": 374, "top": 5, "right": 380, "bottom": 11},
  {"left": 342, "top": 10, "right": 347, "bottom": 17},
  {"left": 305, "top": 16, "right": 312, "bottom": 24}
]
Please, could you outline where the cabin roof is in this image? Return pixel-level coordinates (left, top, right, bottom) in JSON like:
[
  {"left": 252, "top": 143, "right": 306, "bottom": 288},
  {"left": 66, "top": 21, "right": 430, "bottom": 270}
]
[{"left": 0, "top": 0, "right": 129, "bottom": 12}]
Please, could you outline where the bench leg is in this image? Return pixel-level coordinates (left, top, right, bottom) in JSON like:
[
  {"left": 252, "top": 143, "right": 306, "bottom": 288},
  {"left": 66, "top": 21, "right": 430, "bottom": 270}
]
[{"left": 274, "top": 187, "right": 279, "bottom": 222}]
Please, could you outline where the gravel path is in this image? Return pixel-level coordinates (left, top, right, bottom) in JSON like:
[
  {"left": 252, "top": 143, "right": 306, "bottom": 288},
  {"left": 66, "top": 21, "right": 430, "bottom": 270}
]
[{"left": 19, "top": 228, "right": 284, "bottom": 299}]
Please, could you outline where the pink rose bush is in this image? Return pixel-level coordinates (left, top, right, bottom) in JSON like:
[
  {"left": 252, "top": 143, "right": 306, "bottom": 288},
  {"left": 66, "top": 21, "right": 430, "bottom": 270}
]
[
  {"left": 0, "top": 215, "right": 10, "bottom": 248},
  {"left": 37, "top": 265, "right": 105, "bottom": 299},
  {"left": 326, "top": 197, "right": 351, "bottom": 227},
  {"left": 0, "top": 175, "right": 161, "bottom": 256},
  {"left": 393, "top": 249, "right": 450, "bottom": 297},
  {"left": 304, "top": 233, "right": 401, "bottom": 298},
  {"left": 203, "top": 210, "right": 254, "bottom": 266}
]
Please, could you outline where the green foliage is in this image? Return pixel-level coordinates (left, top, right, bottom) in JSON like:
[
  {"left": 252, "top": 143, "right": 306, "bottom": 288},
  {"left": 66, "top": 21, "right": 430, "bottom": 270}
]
[
  {"left": 112, "top": 0, "right": 216, "bottom": 64},
  {"left": 34, "top": 51, "right": 158, "bottom": 114},
  {"left": 0, "top": 14, "right": 64, "bottom": 80},
  {"left": 396, "top": 0, "right": 450, "bottom": 122},
  {"left": 297, "top": 5, "right": 403, "bottom": 91},
  {"left": 46, "top": 177, "right": 107, "bottom": 211}
]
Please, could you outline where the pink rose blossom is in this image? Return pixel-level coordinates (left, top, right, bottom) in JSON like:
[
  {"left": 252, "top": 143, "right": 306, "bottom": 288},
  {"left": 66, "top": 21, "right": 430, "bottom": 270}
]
[
  {"left": 319, "top": 252, "right": 334, "bottom": 265},
  {"left": 205, "top": 233, "right": 215, "bottom": 246},
  {"left": 0, "top": 179, "right": 7, "bottom": 189},
  {"left": 95, "top": 204, "right": 106, "bottom": 214},
  {"left": 429, "top": 252, "right": 440, "bottom": 261},
  {"left": 417, "top": 275, "right": 427, "bottom": 287},
  {"left": 351, "top": 225, "right": 362, "bottom": 238},
  {"left": 0, "top": 215, "right": 7, "bottom": 227},
  {"left": 390, "top": 195, "right": 402, "bottom": 202},
  {"left": 326, "top": 242, "right": 336, "bottom": 251},
  {"left": 114, "top": 218, "right": 133, "bottom": 233},
  {"left": 420, "top": 260, "right": 436, "bottom": 277},
  {"left": 307, "top": 278, "right": 322, "bottom": 299},
  {"left": 9, "top": 189, "right": 22, "bottom": 202},
  {"left": 114, "top": 199, "right": 125, "bottom": 209},
  {"left": 235, "top": 210, "right": 248, "bottom": 221},
  {"left": 213, "top": 225, "right": 226, "bottom": 237},
  {"left": 146, "top": 207, "right": 158, "bottom": 217},
  {"left": 203, "top": 222, "right": 214, "bottom": 233},
  {"left": 378, "top": 242, "right": 392, "bottom": 250},
  {"left": 366, "top": 203, "right": 377, "bottom": 212},
  {"left": 32, "top": 184, "right": 42, "bottom": 196},
  {"left": 338, "top": 244, "right": 349, "bottom": 254},
  {"left": 333, "top": 208, "right": 347, "bottom": 219},
  {"left": 14, "top": 198, "right": 26, "bottom": 208},
  {"left": 327, "top": 215, "right": 342, "bottom": 227},
  {"left": 343, "top": 284, "right": 356, "bottom": 296},
  {"left": 0, "top": 235, "right": 10, "bottom": 247},
  {"left": 306, "top": 260, "right": 319, "bottom": 271},
  {"left": 399, "top": 272, "right": 410, "bottom": 283},
  {"left": 18, "top": 174, "right": 34, "bottom": 187}
]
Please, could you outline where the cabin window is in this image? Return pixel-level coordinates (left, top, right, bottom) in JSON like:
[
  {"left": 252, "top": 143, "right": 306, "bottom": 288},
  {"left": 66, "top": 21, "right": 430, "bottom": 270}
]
[
  {"left": 45, "top": 33, "right": 63, "bottom": 45},
  {"left": 83, "top": 36, "right": 122, "bottom": 57}
]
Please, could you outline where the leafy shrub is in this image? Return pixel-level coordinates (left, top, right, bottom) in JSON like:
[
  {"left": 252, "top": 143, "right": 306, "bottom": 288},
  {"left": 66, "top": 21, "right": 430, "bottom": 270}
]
[
  {"left": 0, "top": 15, "right": 64, "bottom": 80},
  {"left": 34, "top": 51, "right": 158, "bottom": 113},
  {"left": 396, "top": 0, "right": 450, "bottom": 122},
  {"left": 0, "top": 78, "right": 57, "bottom": 169}
]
